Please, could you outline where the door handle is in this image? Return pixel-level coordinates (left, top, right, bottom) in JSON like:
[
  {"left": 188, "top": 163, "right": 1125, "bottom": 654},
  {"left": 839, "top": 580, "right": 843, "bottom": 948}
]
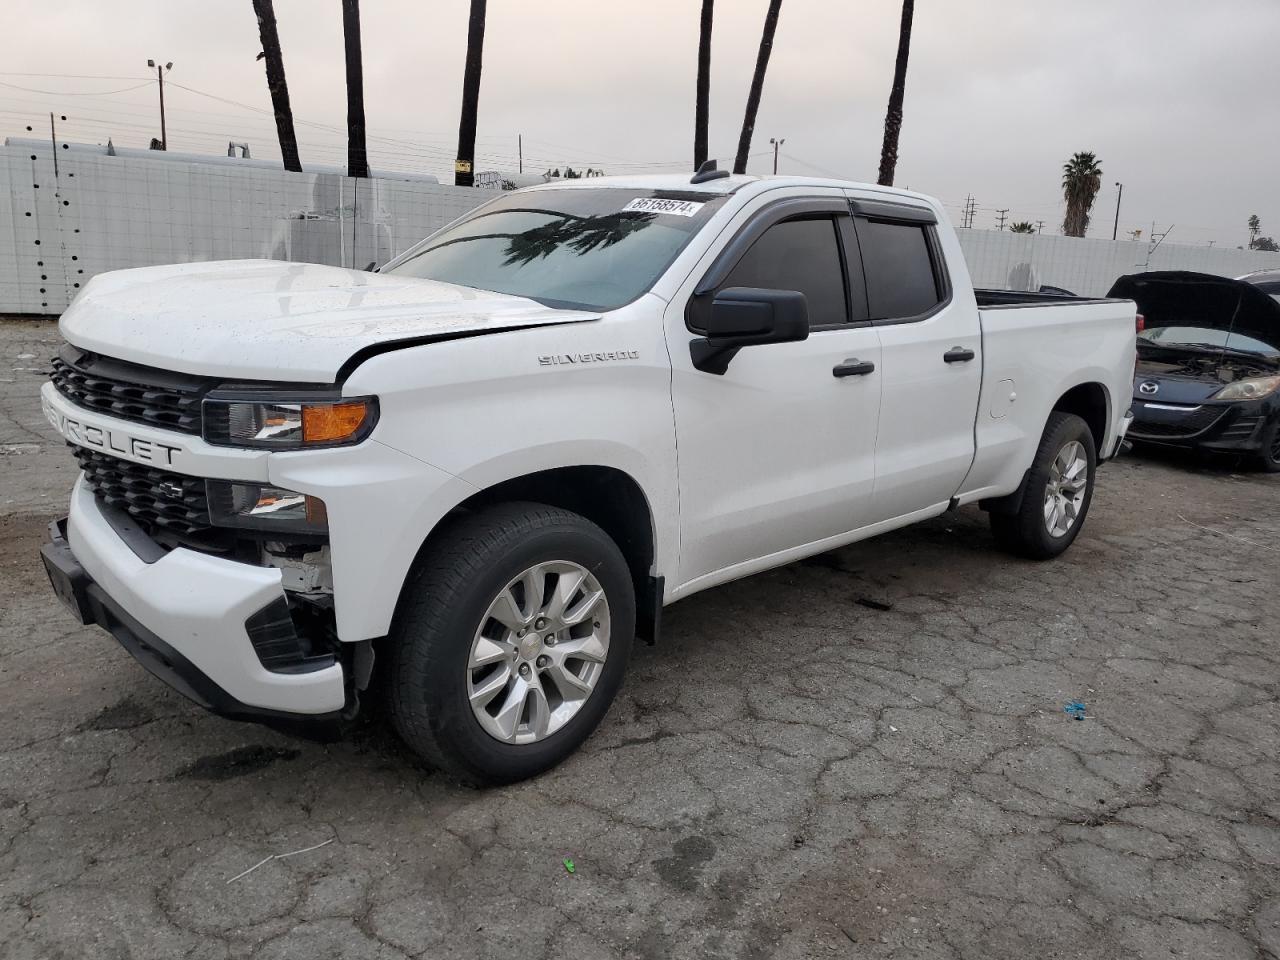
[
  {"left": 943, "top": 346, "right": 976, "bottom": 363},
  {"left": 833, "top": 358, "right": 876, "bottom": 378}
]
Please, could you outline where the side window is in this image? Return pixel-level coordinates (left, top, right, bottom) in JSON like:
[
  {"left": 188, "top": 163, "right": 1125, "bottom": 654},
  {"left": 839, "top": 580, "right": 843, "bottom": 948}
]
[
  {"left": 722, "top": 217, "right": 849, "bottom": 327},
  {"left": 857, "top": 219, "right": 943, "bottom": 320}
]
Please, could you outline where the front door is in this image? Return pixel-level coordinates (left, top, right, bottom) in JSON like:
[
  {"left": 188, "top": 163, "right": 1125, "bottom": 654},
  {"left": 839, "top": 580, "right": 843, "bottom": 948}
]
[{"left": 666, "top": 191, "right": 882, "bottom": 593}]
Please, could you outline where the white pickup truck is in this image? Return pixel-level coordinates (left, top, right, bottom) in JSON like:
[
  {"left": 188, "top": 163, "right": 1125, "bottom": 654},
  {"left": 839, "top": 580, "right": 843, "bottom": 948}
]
[{"left": 40, "top": 172, "right": 1137, "bottom": 784}]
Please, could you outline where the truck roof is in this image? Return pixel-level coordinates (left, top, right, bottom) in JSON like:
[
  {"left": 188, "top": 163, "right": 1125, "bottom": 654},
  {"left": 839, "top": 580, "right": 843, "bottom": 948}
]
[{"left": 520, "top": 172, "right": 939, "bottom": 207}]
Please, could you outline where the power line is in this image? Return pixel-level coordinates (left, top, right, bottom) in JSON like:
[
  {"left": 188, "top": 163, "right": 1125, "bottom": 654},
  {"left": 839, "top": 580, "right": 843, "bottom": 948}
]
[
  {"left": 0, "top": 79, "right": 154, "bottom": 96},
  {"left": 0, "top": 71, "right": 153, "bottom": 80}
]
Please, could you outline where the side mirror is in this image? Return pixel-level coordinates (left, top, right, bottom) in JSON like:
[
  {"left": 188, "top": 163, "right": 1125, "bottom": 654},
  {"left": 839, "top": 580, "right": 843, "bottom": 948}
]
[{"left": 690, "top": 287, "right": 809, "bottom": 374}]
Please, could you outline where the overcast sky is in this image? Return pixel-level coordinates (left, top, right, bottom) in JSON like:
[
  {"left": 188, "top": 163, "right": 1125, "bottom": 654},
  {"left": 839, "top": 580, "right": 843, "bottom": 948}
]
[{"left": 2, "top": 0, "right": 1276, "bottom": 246}]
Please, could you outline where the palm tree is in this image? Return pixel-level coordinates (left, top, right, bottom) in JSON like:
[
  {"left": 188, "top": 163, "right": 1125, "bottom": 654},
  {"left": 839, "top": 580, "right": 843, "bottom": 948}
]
[
  {"left": 733, "top": 0, "right": 784, "bottom": 175},
  {"left": 1061, "top": 152, "right": 1102, "bottom": 238},
  {"left": 1010, "top": 221, "right": 1035, "bottom": 234},
  {"left": 251, "top": 0, "right": 302, "bottom": 172},
  {"left": 455, "top": 0, "right": 488, "bottom": 187},
  {"left": 1248, "top": 214, "right": 1261, "bottom": 249},
  {"left": 694, "top": 0, "right": 714, "bottom": 170},
  {"left": 876, "top": 0, "right": 915, "bottom": 187},
  {"left": 341, "top": 0, "right": 368, "bottom": 178}
]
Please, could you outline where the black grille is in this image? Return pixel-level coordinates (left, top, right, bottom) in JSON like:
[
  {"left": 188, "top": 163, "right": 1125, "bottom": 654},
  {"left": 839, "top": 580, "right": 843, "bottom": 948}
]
[
  {"left": 1130, "top": 403, "right": 1226, "bottom": 439},
  {"left": 72, "top": 446, "right": 212, "bottom": 537},
  {"left": 51, "top": 351, "right": 206, "bottom": 435},
  {"left": 1219, "top": 415, "right": 1262, "bottom": 441}
]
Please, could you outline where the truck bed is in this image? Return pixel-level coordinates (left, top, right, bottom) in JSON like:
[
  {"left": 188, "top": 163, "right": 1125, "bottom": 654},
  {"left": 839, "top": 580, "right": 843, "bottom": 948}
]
[{"left": 975, "top": 288, "right": 1123, "bottom": 308}]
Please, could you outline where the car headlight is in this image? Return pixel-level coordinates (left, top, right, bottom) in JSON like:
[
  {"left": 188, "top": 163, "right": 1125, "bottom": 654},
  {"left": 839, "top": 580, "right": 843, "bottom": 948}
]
[
  {"left": 203, "top": 396, "right": 377, "bottom": 449},
  {"left": 1211, "top": 376, "right": 1280, "bottom": 401},
  {"left": 206, "top": 480, "right": 328, "bottom": 533}
]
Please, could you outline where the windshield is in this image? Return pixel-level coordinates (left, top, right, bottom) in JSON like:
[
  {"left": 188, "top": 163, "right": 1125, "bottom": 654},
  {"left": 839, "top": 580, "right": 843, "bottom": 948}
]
[
  {"left": 1140, "top": 325, "right": 1280, "bottom": 357},
  {"left": 382, "top": 188, "right": 727, "bottom": 310}
]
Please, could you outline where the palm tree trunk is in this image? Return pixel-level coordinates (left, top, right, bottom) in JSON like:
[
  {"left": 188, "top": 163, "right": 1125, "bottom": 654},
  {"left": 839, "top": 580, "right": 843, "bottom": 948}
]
[
  {"left": 251, "top": 0, "right": 302, "bottom": 173},
  {"left": 733, "top": 0, "right": 783, "bottom": 176},
  {"left": 455, "top": 0, "right": 488, "bottom": 187},
  {"left": 342, "top": 0, "right": 369, "bottom": 179},
  {"left": 694, "top": 0, "right": 714, "bottom": 170},
  {"left": 877, "top": 0, "right": 914, "bottom": 187}
]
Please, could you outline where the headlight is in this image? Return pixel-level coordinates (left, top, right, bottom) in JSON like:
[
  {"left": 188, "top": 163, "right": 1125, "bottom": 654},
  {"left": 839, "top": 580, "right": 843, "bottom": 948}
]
[
  {"left": 206, "top": 480, "right": 328, "bottom": 533},
  {"left": 1211, "top": 376, "right": 1280, "bottom": 401},
  {"left": 203, "top": 396, "right": 377, "bottom": 448}
]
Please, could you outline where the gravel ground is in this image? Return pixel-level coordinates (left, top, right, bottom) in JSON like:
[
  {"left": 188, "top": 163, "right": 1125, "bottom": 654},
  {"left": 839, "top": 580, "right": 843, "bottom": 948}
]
[{"left": 2, "top": 318, "right": 1279, "bottom": 960}]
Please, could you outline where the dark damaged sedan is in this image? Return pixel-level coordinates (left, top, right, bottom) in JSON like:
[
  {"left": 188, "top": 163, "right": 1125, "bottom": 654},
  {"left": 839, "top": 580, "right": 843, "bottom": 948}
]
[{"left": 1107, "top": 271, "right": 1280, "bottom": 471}]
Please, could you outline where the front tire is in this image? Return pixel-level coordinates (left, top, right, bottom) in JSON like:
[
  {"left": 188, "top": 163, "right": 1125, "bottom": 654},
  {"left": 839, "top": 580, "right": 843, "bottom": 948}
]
[
  {"left": 387, "top": 502, "right": 635, "bottom": 786},
  {"left": 991, "top": 412, "right": 1097, "bottom": 560},
  {"left": 1255, "top": 419, "right": 1280, "bottom": 473}
]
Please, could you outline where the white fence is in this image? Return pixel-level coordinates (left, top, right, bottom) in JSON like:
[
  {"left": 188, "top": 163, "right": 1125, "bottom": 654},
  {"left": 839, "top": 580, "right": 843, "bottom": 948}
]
[
  {"left": 956, "top": 228, "right": 1280, "bottom": 298},
  {"left": 1, "top": 139, "right": 486, "bottom": 315},
  {"left": 4, "top": 138, "right": 1279, "bottom": 314}
]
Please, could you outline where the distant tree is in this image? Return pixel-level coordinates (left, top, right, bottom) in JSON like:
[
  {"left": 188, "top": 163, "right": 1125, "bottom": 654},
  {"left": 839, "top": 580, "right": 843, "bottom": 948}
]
[
  {"left": 251, "top": 0, "right": 302, "bottom": 172},
  {"left": 341, "top": 0, "right": 369, "bottom": 178},
  {"left": 455, "top": 0, "right": 488, "bottom": 186},
  {"left": 1248, "top": 214, "right": 1262, "bottom": 249},
  {"left": 733, "top": 0, "right": 784, "bottom": 175},
  {"left": 1061, "top": 151, "right": 1102, "bottom": 237},
  {"left": 876, "top": 0, "right": 915, "bottom": 187},
  {"left": 1255, "top": 236, "right": 1280, "bottom": 253},
  {"left": 1009, "top": 221, "right": 1036, "bottom": 234},
  {"left": 694, "top": 0, "right": 714, "bottom": 170}
]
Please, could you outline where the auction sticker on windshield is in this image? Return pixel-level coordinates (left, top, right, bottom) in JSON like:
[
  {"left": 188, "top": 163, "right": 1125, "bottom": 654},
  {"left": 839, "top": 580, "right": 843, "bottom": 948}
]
[{"left": 622, "top": 197, "right": 705, "bottom": 217}]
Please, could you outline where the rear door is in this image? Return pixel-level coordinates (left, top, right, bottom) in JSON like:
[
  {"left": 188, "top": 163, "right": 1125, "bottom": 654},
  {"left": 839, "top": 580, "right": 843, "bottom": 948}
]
[
  {"left": 847, "top": 196, "right": 983, "bottom": 523},
  {"left": 665, "top": 190, "right": 882, "bottom": 592}
]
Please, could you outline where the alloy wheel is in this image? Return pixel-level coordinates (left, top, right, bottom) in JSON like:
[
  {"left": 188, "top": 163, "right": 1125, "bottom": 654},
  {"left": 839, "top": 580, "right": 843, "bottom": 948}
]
[
  {"left": 466, "top": 561, "right": 611, "bottom": 744},
  {"left": 1043, "top": 440, "right": 1088, "bottom": 538}
]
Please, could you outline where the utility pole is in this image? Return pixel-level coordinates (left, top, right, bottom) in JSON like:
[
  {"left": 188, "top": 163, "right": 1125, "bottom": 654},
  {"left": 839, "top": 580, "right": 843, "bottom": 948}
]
[
  {"left": 769, "top": 137, "right": 785, "bottom": 175},
  {"left": 995, "top": 208, "right": 1009, "bottom": 231},
  {"left": 961, "top": 195, "right": 976, "bottom": 229},
  {"left": 1036, "top": 220, "right": 1045, "bottom": 235},
  {"left": 146, "top": 59, "right": 173, "bottom": 150},
  {"left": 1111, "top": 182, "right": 1123, "bottom": 241},
  {"left": 518, "top": 134, "right": 522, "bottom": 174}
]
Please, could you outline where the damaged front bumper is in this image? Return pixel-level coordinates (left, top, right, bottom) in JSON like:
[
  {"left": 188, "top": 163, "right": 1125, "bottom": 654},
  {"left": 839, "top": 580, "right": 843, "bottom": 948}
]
[{"left": 40, "top": 478, "right": 349, "bottom": 738}]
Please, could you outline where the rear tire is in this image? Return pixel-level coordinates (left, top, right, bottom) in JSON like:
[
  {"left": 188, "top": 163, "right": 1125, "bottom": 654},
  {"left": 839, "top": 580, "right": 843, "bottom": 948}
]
[
  {"left": 387, "top": 502, "right": 635, "bottom": 786},
  {"left": 991, "top": 412, "right": 1097, "bottom": 560}
]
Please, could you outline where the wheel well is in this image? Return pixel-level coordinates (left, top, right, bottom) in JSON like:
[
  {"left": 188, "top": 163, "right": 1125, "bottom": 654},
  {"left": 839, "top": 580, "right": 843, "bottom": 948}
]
[
  {"left": 1053, "top": 382, "right": 1109, "bottom": 454},
  {"left": 418, "top": 466, "right": 660, "bottom": 640}
]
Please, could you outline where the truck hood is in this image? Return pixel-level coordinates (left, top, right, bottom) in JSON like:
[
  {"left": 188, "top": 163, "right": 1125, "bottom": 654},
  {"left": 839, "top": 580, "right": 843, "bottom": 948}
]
[{"left": 59, "top": 260, "right": 599, "bottom": 382}]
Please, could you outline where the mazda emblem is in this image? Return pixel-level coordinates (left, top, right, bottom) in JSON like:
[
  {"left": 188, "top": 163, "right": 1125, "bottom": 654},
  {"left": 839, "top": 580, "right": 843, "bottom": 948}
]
[{"left": 1138, "top": 381, "right": 1159, "bottom": 396}]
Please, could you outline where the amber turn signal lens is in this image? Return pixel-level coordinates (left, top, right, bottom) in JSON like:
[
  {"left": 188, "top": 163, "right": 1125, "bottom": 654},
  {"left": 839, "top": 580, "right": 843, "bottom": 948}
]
[{"left": 301, "top": 401, "right": 370, "bottom": 443}]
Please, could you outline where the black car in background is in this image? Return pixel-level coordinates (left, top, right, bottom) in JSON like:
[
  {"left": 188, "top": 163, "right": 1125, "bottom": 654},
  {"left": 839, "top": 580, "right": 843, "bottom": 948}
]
[
  {"left": 1107, "top": 271, "right": 1280, "bottom": 471},
  {"left": 1238, "top": 268, "right": 1280, "bottom": 301}
]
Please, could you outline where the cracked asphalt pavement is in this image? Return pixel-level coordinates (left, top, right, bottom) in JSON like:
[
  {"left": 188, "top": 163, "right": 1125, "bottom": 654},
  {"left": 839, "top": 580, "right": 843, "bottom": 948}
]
[{"left": 2, "top": 319, "right": 1279, "bottom": 959}]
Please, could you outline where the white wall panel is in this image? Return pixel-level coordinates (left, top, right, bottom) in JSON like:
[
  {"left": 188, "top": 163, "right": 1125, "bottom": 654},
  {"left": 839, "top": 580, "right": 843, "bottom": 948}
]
[
  {"left": 956, "top": 228, "right": 1280, "bottom": 297},
  {"left": 1, "top": 141, "right": 489, "bottom": 315}
]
